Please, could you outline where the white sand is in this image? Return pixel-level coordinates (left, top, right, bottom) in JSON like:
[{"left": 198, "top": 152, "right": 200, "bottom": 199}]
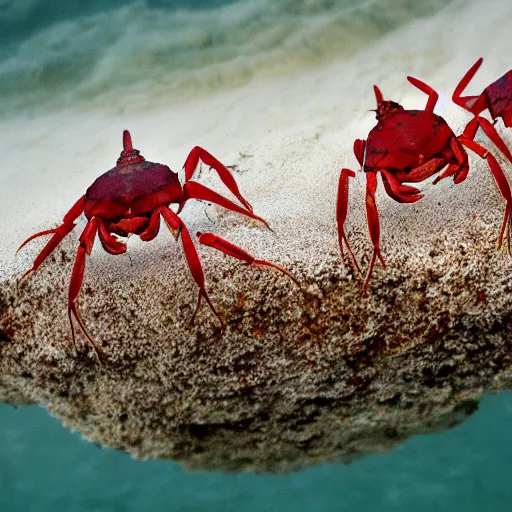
[{"left": 2, "top": 0, "right": 512, "bottom": 284}]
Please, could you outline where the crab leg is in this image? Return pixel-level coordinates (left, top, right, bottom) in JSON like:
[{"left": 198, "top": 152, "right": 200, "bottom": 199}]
[
  {"left": 451, "top": 59, "right": 512, "bottom": 164},
  {"left": 429, "top": 138, "right": 469, "bottom": 186},
  {"left": 68, "top": 220, "right": 97, "bottom": 352},
  {"left": 68, "top": 218, "right": 126, "bottom": 357},
  {"left": 336, "top": 139, "right": 367, "bottom": 272},
  {"left": 182, "top": 181, "right": 271, "bottom": 230},
  {"left": 452, "top": 58, "right": 487, "bottom": 114},
  {"left": 364, "top": 172, "right": 385, "bottom": 293},
  {"left": 395, "top": 157, "right": 446, "bottom": 184},
  {"left": 139, "top": 209, "right": 163, "bottom": 242},
  {"left": 381, "top": 170, "right": 423, "bottom": 203},
  {"left": 462, "top": 116, "right": 512, "bottom": 164},
  {"left": 407, "top": 76, "right": 438, "bottom": 112},
  {"left": 336, "top": 168, "right": 360, "bottom": 272},
  {"left": 17, "top": 196, "right": 85, "bottom": 281},
  {"left": 197, "top": 232, "right": 300, "bottom": 286},
  {"left": 159, "top": 206, "right": 225, "bottom": 335},
  {"left": 457, "top": 138, "right": 512, "bottom": 250},
  {"left": 183, "top": 146, "right": 253, "bottom": 212}
]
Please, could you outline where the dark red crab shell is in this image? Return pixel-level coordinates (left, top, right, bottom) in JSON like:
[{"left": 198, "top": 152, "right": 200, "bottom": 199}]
[
  {"left": 364, "top": 110, "right": 455, "bottom": 171},
  {"left": 484, "top": 69, "right": 512, "bottom": 125},
  {"left": 84, "top": 160, "right": 183, "bottom": 237}
]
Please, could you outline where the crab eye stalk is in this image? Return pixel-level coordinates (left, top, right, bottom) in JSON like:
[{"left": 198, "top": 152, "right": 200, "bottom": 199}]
[
  {"left": 117, "top": 130, "right": 145, "bottom": 165},
  {"left": 373, "top": 85, "right": 384, "bottom": 105},
  {"left": 375, "top": 100, "right": 404, "bottom": 119},
  {"left": 123, "top": 130, "right": 134, "bottom": 152}
]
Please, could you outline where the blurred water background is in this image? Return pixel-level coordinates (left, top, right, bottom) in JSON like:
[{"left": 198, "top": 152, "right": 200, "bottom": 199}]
[
  {"left": 1, "top": 393, "right": 512, "bottom": 511},
  {"left": 1, "top": 0, "right": 452, "bottom": 116}
]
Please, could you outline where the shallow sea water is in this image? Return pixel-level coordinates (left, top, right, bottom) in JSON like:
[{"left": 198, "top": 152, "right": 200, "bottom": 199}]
[
  {"left": 1, "top": 0, "right": 452, "bottom": 115},
  {"left": 1, "top": 393, "right": 512, "bottom": 511}
]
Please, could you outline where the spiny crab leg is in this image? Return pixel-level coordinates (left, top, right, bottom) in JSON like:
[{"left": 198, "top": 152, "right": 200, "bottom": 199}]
[
  {"left": 182, "top": 181, "right": 272, "bottom": 231},
  {"left": 463, "top": 116, "right": 512, "bottom": 164},
  {"left": 406, "top": 76, "right": 438, "bottom": 112},
  {"left": 68, "top": 218, "right": 126, "bottom": 358},
  {"left": 124, "top": 206, "right": 226, "bottom": 337},
  {"left": 336, "top": 139, "right": 367, "bottom": 276},
  {"left": 158, "top": 206, "right": 225, "bottom": 336},
  {"left": 17, "top": 196, "right": 85, "bottom": 282},
  {"left": 183, "top": 146, "right": 254, "bottom": 212},
  {"left": 452, "top": 58, "right": 485, "bottom": 113},
  {"left": 364, "top": 172, "right": 386, "bottom": 294},
  {"left": 336, "top": 168, "right": 361, "bottom": 273},
  {"left": 457, "top": 137, "right": 512, "bottom": 252},
  {"left": 451, "top": 60, "right": 512, "bottom": 164},
  {"left": 67, "top": 220, "right": 99, "bottom": 354},
  {"left": 17, "top": 194, "right": 127, "bottom": 356},
  {"left": 197, "top": 232, "right": 300, "bottom": 286}
]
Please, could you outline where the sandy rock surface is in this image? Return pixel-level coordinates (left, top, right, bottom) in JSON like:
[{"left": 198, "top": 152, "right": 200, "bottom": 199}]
[
  {"left": 1, "top": 0, "right": 512, "bottom": 472},
  {"left": 2, "top": 119, "right": 512, "bottom": 471}
]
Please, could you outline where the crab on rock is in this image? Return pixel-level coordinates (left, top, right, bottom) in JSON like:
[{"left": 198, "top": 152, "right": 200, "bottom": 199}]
[
  {"left": 453, "top": 57, "right": 512, "bottom": 161},
  {"left": 18, "top": 130, "right": 297, "bottom": 355},
  {"left": 337, "top": 77, "right": 512, "bottom": 292}
]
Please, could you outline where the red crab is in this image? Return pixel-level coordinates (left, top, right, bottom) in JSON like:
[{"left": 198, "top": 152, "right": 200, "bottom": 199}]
[
  {"left": 18, "top": 130, "right": 297, "bottom": 356},
  {"left": 337, "top": 77, "right": 512, "bottom": 292},
  {"left": 453, "top": 57, "right": 512, "bottom": 161}
]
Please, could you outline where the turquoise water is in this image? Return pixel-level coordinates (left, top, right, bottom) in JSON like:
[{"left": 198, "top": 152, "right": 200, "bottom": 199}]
[
  {"left": 1, "top": 392, "right": 512, "bottom": 511},
  {"left": 1, "top": 0, "right": 453, "bottom": 115}
]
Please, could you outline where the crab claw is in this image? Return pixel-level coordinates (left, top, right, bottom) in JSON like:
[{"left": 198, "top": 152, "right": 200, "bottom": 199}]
[{"left": 381, "top": 170, "right": 423, "bottom": 203}]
